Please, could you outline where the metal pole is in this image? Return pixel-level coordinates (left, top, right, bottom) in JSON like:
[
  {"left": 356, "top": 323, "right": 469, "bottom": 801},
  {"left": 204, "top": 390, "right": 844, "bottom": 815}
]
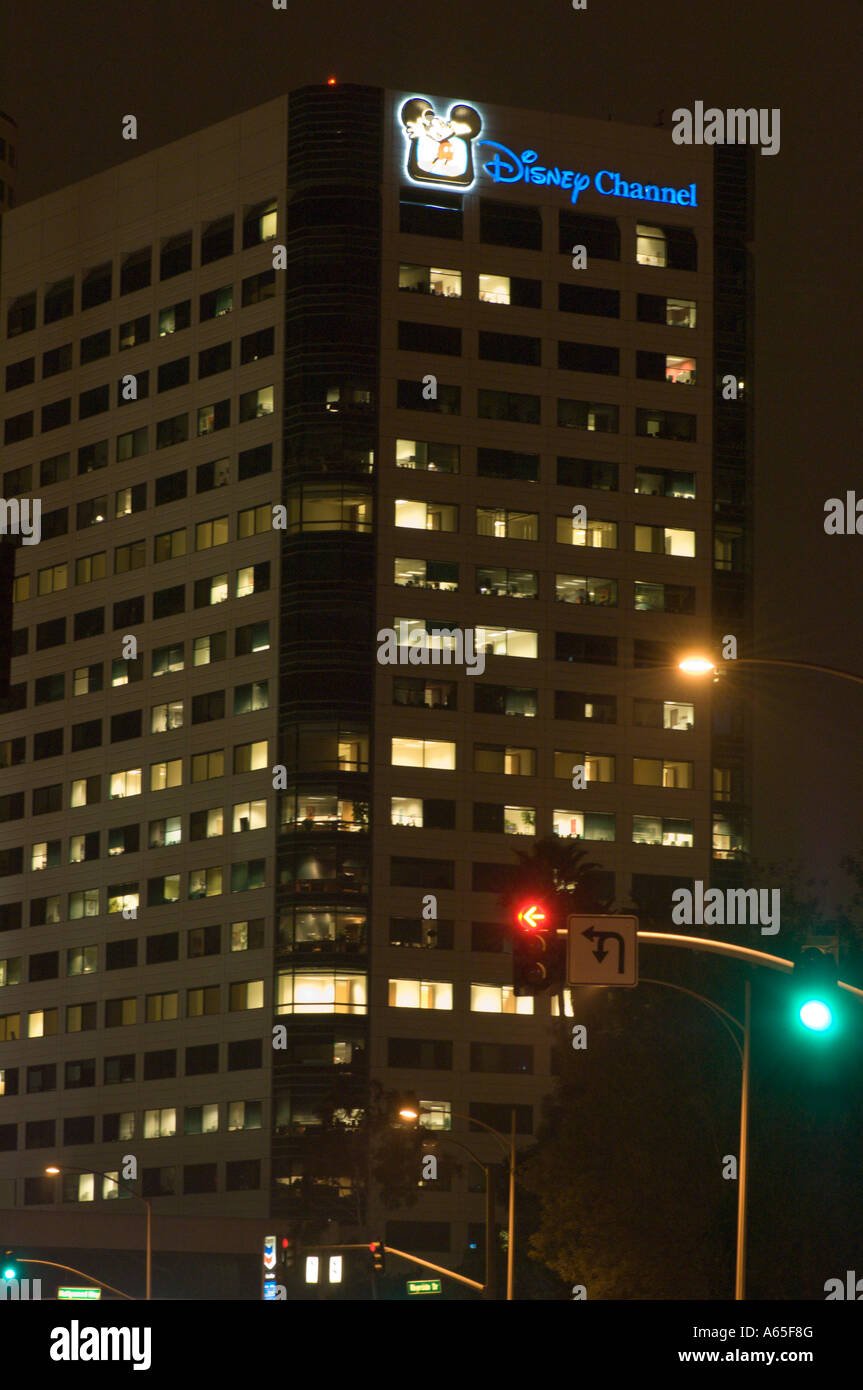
[
  {"left": 506, "top": 1107, "right": 515, "bottom": 1300},
  {"left": 484, "top": 1163, "right": 496, "bottom": 1300},
  {"left": 145, "top": 1200, "right": 151, "bottom": 1301},
  {"left": 735, "top": 980, "right": 751, "bottom": 1301}
]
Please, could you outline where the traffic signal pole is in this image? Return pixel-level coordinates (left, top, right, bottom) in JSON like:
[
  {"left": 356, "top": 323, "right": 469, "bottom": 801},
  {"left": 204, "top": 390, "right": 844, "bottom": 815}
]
[{"left": 633, "top": 931, "right": 863, "bottom": 1299}]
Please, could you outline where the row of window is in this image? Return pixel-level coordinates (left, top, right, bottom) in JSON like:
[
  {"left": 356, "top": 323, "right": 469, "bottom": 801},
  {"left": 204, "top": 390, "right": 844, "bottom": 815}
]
[
  {"left": 15, "top": 1162, "right": 265, "bottom": 1204},
  {"left": 13, "top": 613, "right": 269, "bottom": 665},
  {"left": 395, "top": 384, "right": 697, "bottom": 437},
  {"left": 0, "top": 981, "right": 265, "bottom": 1045},
  {"left": 397, "top": 320, "right": 698, "bottom": 383},
  {"left": 382, "top": 627, "right": 691, "bottom": 665},
  {"left": 3, "top": 441, "right": 272, "bottom": 503},
  {"left": 396, "top": 563, "right": 695, "bottom": 612},
  {"left": 0, "top": 923, "right": 263, "bottom": 985},
  {"left": 397, "top": 806, "right": 695, "bottom": 843},
  {"left": 6, "top": 323, "right": 275, "bottom": 394},
  {"left": 0, "top": 1103, "right": 262, "bottom": 1157},
  {"left": 0, "top": 859, "right": 267, "bottom": 905},
  {"left": 0, "top": 1036, "right": 264, "bottom": 1095},
  {"left": 398, "top": 264, "right": 697, "bottom": 327},
  {"left": 18, "top": 802, "right": 267, "bottom": 867},
  {"left": 5, "top": 208, "right": 277, "bottom": 336},
  {"left": 392, "top": 679, "right": 696, "bottom": 727},
  {"left": 396, "top": 510, "right": 696, "bottom": 553},
  {"left": 19, "top": 565, "right": 270, "bottom": 622},
  {"left": 394, "top": 443, "right": 695, "bottom": 497},
  {"left": 5, "top": 385, "right": 275, "bottom": 445},
  {"left": 399, "top": 195, "right": 698, "bottom": 271}
]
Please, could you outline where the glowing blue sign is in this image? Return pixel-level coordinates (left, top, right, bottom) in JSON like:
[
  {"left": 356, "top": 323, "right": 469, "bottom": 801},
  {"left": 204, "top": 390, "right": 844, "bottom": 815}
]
[{"left": 477, "top": 142, "right": 696, "bottom": 207}]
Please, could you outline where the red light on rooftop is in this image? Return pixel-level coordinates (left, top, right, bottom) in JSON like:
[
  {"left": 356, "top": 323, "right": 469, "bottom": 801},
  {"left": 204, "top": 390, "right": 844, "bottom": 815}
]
[{"left": 327, "top": 77, "right": 337, "bottom": 86}]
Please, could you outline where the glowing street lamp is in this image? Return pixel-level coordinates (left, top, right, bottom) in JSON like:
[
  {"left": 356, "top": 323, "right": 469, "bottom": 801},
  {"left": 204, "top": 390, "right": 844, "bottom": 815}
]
[{"left": 679, "top": 654, "right": 716, "bottom": 676}]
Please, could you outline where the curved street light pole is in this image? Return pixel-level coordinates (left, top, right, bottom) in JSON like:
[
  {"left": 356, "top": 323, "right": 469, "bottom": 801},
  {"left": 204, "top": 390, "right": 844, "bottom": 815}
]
[
  {"left": 447, "top": 1109, "right": 516, "bottom": 1302},
  {"left": 422, "top": 1133, "right": 496, "bottom": 1299},
  {"left": 45, "top": 1164, "right": 151, "bottom": 1300}
]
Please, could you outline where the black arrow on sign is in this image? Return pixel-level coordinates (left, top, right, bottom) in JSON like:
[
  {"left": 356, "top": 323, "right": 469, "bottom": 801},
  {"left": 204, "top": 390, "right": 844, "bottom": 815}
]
[{"left": 581, "top": 925, "right": 626, "bottom": 974}]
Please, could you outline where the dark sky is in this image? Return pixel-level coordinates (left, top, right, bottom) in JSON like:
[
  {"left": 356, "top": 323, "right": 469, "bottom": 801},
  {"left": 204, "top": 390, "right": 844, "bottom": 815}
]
[{"left": 3, "top": 0, "right": 863, "bottom": 909}]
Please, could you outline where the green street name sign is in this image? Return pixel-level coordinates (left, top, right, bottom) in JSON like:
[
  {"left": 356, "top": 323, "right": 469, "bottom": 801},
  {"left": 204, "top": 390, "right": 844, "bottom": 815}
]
[
  {"left": 57, "top": 1287, "right": 102, "bottom": 1300},
  {"left": 406, "top": 1279, "right": 442, "bottom": 1295}
]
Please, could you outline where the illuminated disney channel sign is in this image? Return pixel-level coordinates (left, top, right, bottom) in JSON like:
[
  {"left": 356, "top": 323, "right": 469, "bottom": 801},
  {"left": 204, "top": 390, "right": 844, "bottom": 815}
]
[{"left": 399, "top": 97, "right": 697, "bottom": 208}]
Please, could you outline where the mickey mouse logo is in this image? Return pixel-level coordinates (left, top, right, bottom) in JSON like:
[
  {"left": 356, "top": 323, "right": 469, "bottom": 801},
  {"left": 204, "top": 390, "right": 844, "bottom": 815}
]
[{"left": 400, "top": 98, "right": 483, "bottom": 188}]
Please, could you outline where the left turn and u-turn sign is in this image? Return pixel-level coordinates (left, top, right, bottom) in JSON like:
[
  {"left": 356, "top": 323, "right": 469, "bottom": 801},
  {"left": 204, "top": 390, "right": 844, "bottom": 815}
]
[{"left": 566, "top": 915, "right": 639, "bottom": 988}]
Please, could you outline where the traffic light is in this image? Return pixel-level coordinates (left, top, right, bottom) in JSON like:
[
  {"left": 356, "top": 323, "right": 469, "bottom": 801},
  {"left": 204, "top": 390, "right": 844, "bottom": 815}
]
[
  {"left": 369, "top": 1241, "right": 385, "bottom": 1275},
  {"left": 2, "top": 1251, "right": 17, "bottom": 1280},
  {"left": 279, "top": 1234, "right": 296, "bottom": 1271},
  {"left": 793, "top": 945, "right": 838, "bottom": 1034},
  {"left": 512, "top": 901, "right": 565, "bottom": 996}
]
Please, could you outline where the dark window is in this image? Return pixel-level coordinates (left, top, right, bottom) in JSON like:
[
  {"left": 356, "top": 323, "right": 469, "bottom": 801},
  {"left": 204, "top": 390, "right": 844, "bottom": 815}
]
[
  {"left": 238, "top": 443, "right": 272, "bottom": 480},
  {"left": 64, "top": 1115, "right": 96, "bottom": 1145},
  {"left": 142, "top": 1168, "right": 176, "bottom": 1197},
  {"left": 158, "top": 357, "right": 190, "bottom": 392},
  {"left": 4, "top": 411, "right": 33, "bottom": 445},
  {"left": 143, "top": 1049, "right": 176, "bottom": 1080},
  {"left": 470, "top": 1101, "right": 533, "bottom": 1134},
  {"left": 81, "top": 263, "right": 113, "bottom": 309},
  {"left": 36, "top": 616, "right": 66, "bottom": 650},
  {"left": 27, "top": 1063, "right": 56, "bottom": 1092},
  {"left": 200, "top": 285, "right": 233, "bottom": 321},
  {"left": 480, "top": 198, "right": 542, "bottom": 250},
  {"left": 478, "top": 331, "right": 540, "bottom": 366},
  {"left": 558, "top": 284, "right": 620, "bottom": 317},
  {"left": 201, "top": 215, "right": 234, "bottom": 264},
  {"left": 147, "top": 932, "right": 179, "bottom": 965},
  {"left": 79, "top": 384, "right": 110, "bottom": 419},
  {"left": 110, "top": 709, "right": 142, "bottom": 742},
  {"left": 5, "top": 357, "right": 35, "bottom": 390},
  {"left": 240, "top": 328, "right": 274, "bottom": 365},
  {"left": 558, "top": 341, "right": 619, "bottom": 374},
  {"left": 397, "top": 321, "right": 461, "bottom": 356},
  {"left": 106, "top": 938, "right": 138, "bottom": 971},
  {"left": 117, "top": 369, "right": 150, "bottom": 405},
  {"left": 0, "top": 846, "right": 22, "bottom": 876},
  {"left": 155, "top": 470, "right": 187, "bottom": 505},
  {"left": 477, "top": 448, "right": 539, "bottom": 482},
  {"left": 192, "top": 690, "right": 225, "bottom": 723},
  {"left": 633, "top": 638, "right": 675, "bottom": 668},
  {"left": 120, "top": 248, "right": 152, "bottom": 294},
  {"left": 153, "top": 586, "right": 185, "bottom": 620},
  {"left": 40, "top": 452, "right": 70, "bottom": 485},
  {"left": 635, "top": 408, "right": 696, "bottom": 442},
  {"left": 478, "top": 388, "right": 540, "bottom": 424},
  {"left": 470, "top": 921, "right": 506, "bottom": 951},
  {"left": 241, "top": 270, "right": 276, "bottom": 306},
  {"left": 473, "top": 803, "right": 504, "bottom": 834},
  {"left": 557, "top": 398, "right": 619, "bottom": 432},
  {"left": 470, "top": 1042, "right": 533, "bottom": 1074},
  {"left": 473, "top": 684, "right": 537, "bottom": 717},
  {"left": 42, "top": 344, "right": 73, "bottom": 378},
  {"left": 225, "top": 1158, "right": 260, "bottom": 1191},
  {"left": 44, "top": 278, "right": 74, "bottom": 323},
  {"left": 390, "top": 857, "right": 454, "bottom": 889},
  {"left": 28, "top": 951, "right": 59, "bottom": 982},
  {"left": 387, "top": 1038, "right": 453, "bottom": 1069},
  {"left": 25, "top": 1119, "right": 56, "bottom": 1149},
  {"left": 42, "top": 506, "right": 69, "bottom": 539},
  {"left": 80, "top": 328, "right": 112, "bottom": 363},
  {"left": 227, "top": 1038, "right": 262, "bottom": 1071},
  {"left": 555, "top": 632, "right": 618, "bottom": 665},
  {"left": 103, "top": 1054, "right": 135, "bottom": 1084},
  {"left": 0, "top": 791, "right": 24, "bottom": 822},
  {"left": 113, "top": 596, "right": 144, "bottom": 629},
  {"left": 396, "top": 379, "right": 461, "bottom": 415},
  {"left": 635, "top": 350, "right": 667, "bottom": 382},
  {"left": 156, "top": 414, "right": 189, "bottom": 448},
  {"left": 184, "top": 1163, "right": 218, "bottom": 1194},
  {"left": 7, "top": 290, "right": 37, "bottom": 336},
  {"left": 559, "top": 211, "right": 620, "bottom": 261},
  {"left": 556, "top": 457, "right": 618, "bottom": 489},
  {"left": 10, "top": 629, "right": 27, "bottom": 658},
  {"left": 0, "top": 1124, "right": 16, "bottom": 1151},
  {"left": 555, "top": 689, "right": 617, "bottom": 723},
  {"left": 119, "top": 315, "right": 151, "bottom": 350},
  {"left": 664, "top": 226, "right": 698, "bottom": 271},
  {"left": 34, "top": 674, "right": 65, "bottom": 705},
  {"left": 399, "top": 186, "right": 463, "bottom": 240},
  {"left": 160, "top": 232, "right": 192, "bottom": 280},
  {"left": 185, "top": 1043, "right": 220, "bottom": 1075},
  {"left": 0, "top": 903, "right": 22, "bottom": 932},
  {"left": 66, "top": 1058, "right": 98, "bottom": 1088},
  {"left": 71, "top": 719, "right": 102, "bottom": 751},
  {"left": 198, "top": 342, "right": 232, "bottom": 378},
  {"left": 78, "top": 440, "right": 108, "bottom": 474},
  {"left": 33, "top": 728, "right": 63, "bottom": 760}
]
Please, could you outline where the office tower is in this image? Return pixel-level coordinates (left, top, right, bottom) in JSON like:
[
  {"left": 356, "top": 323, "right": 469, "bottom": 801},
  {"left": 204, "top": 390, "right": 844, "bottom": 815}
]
[{"left": 0, "top": 85, "right": 751, "bottom": 1289}]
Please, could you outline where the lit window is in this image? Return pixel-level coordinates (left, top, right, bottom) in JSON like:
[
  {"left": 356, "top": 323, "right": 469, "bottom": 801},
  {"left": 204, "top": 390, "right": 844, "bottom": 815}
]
[
  {"left": 277, "top": 971, "right": 368, "bottom": 1015},
  {"left": 478, "top": 273, "right": 510, "bottom": 304},
  {"left": 195, "top": 516, "right": 229, "bottom": 550},
  {"left": 636, "top": 224, "right": 667, "bottom": 267},
  {"left": 387, "top": 979, "right": 453, "bottom": 1010},
  {"left": 470, "top": 984, "right": 532, "bottom": 1015},
  {"left": 418, "top": 1101, "right": 452, "bottom": 1130},
  {"left": 391, "top": 737, "right": 455, "bottom": 770},
  {"left": 149, "top": 759, "right": 182, "bottom": 791},
  {"left": 232, "top": 800, "right": 267, "bottom": 832},
  {"left": 109, "top": 768, "right": 142, "bottom": 799}
]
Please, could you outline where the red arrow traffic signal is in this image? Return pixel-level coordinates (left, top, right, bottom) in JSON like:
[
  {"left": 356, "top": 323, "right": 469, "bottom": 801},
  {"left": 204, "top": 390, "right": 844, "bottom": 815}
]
[{"left": 517, "top": 903, "right": 547, "bottom": 931}]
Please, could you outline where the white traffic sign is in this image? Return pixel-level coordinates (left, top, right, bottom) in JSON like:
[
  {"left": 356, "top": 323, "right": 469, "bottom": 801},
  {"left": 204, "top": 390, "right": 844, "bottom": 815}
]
[{"left": 567, "top": 915, "right": 638, "bottom": 987}]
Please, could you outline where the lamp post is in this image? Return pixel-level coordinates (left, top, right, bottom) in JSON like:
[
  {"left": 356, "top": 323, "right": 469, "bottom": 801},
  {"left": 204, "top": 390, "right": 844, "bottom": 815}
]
[
  {"left": 679, "top": 653, "right": 863, "bottom": 687},
  {"left": 399, "top": 1104, "right": 517, "bottom": 1299},
  {"left": 419, "top": 1132, "right": 496, "bottom": 1299},
  {"left": 45, "top": 1165, "right": 151, "bottom": 1300}
]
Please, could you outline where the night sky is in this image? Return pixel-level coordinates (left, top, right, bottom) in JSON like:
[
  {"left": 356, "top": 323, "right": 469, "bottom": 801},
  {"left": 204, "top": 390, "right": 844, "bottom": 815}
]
[{"left": 4, "top": 0, "right": 863, "bottom": 907}]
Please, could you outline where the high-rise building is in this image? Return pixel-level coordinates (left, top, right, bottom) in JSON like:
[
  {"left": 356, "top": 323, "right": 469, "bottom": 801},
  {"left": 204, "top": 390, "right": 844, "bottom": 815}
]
[{"left": 0, "top": 85, "right": 751, "bottom": 1291}]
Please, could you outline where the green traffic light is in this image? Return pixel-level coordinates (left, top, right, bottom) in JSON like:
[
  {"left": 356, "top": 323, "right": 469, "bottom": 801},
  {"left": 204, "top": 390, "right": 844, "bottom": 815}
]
[
  {"left": 799, "top": 998, "right": 833, "bottom": 1032},
  {"left": 2, "top": 1266, "right": 16, "bottom": 1280}
]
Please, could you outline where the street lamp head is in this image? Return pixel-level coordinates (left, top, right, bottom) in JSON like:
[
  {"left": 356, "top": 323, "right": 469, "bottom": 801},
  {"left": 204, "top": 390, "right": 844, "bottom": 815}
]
[
  {"left": 398, "top": 1106, "right": 420, "bottom": 1121},
  {"left": 679, "top": 655, "right": 715, "bottom": 675},
  {"left": 44, "top": 1166, "right": 61, "bottom": 1175}
]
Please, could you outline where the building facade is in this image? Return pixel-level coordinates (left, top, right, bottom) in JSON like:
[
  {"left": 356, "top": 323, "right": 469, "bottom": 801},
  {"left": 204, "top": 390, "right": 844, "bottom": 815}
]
[{"left": 0, "top": 85, "right": 751, "bottom": 1284}]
